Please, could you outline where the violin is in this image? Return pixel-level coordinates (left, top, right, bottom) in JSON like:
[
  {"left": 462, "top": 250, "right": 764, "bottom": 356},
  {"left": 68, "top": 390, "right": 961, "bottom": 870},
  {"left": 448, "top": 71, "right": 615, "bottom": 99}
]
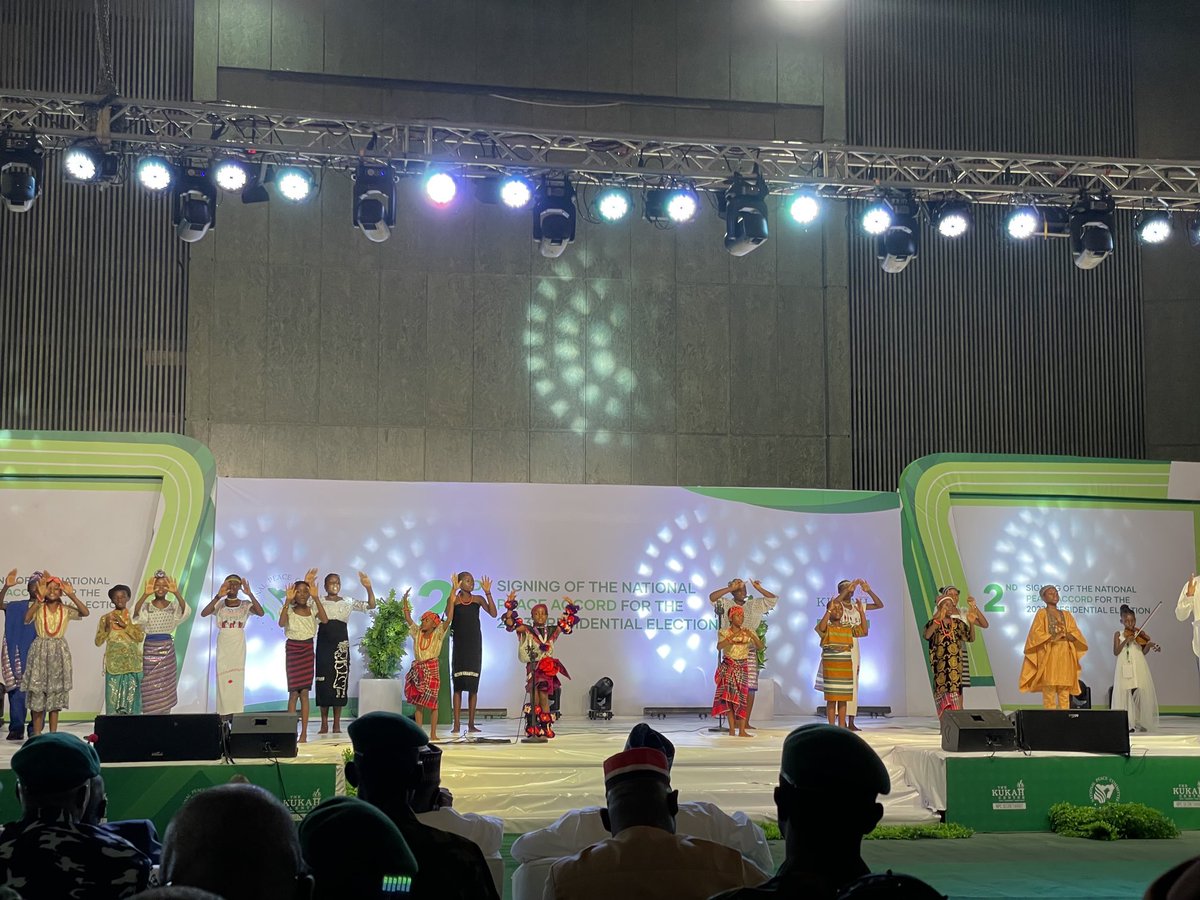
[{"left": 1122, "top": 627, "right": 1161, "bottom": 652}]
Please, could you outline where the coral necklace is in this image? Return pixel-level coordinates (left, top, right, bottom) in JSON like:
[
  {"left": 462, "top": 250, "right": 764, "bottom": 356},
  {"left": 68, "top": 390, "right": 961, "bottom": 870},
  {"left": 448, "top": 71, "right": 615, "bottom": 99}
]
[{"left": 42, "top": 602, "right": 66, "bottom": 637}]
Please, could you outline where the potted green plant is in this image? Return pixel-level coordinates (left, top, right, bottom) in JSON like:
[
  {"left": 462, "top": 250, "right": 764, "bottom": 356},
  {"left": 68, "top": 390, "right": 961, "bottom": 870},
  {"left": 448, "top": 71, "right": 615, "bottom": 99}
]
[{"left": 357, "top": 588, "right": 411, "bottom": 715}]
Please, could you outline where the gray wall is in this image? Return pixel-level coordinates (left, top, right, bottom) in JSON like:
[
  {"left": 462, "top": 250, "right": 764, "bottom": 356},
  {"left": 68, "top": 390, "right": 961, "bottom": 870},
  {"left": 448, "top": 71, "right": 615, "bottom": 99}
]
[{"left": 185, "top": 0, "right": 854, "bottom": 486}]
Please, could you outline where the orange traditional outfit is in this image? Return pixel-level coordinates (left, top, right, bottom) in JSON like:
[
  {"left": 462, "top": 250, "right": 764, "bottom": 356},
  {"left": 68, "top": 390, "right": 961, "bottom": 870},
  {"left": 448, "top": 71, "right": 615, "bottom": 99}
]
[{"left": 1019, "top": 607, "right": 1087, "bottom": 709}]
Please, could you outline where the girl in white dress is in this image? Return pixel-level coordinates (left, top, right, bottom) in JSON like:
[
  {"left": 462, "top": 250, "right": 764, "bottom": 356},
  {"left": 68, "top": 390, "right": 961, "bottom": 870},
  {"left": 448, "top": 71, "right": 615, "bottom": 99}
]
[
  {"left": 200, "top": 574, "right": 264, "bottom": 717},
  {"left": 1112, "top": 604, "right": 1161, "bottom": 732}
]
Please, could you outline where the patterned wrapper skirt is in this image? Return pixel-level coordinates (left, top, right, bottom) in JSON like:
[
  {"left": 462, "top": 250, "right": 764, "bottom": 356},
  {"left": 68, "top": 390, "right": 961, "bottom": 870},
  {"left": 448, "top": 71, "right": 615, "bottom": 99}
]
[
  {"left": 22, "top": 636, "right": 72, "bottom": 712},
  {"left": 286, "top": 638, "right": 315, "bottom": 692},
  {"left": 935, "top": 691, "right": 963, "bottom": 717},
  {"left": 821, "top": 646, "right": 855, "bottom": 701},
  {"left": 405, "top": 657, "right": 440, "bottom": 709},
  {"left": 314, "top": 620, "right": 350, "bottom": 708},
  {"left": 105, "top": 672, "right": 142, "bottom": 715},
  {"left": 712, "top": 655, "right": 749, "bottom": 721},
  {"left": 527, "top": 660, "right": 561, "bottom": 696},
  {"left": 141, "top": 636, "right": 178, "bottom": 713}
]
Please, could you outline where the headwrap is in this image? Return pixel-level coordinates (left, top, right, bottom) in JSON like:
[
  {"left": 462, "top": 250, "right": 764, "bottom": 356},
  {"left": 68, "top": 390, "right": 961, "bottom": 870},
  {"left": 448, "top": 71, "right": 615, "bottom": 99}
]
[{"left": 419, "top": 610, "right": 441, "bottom": 627}]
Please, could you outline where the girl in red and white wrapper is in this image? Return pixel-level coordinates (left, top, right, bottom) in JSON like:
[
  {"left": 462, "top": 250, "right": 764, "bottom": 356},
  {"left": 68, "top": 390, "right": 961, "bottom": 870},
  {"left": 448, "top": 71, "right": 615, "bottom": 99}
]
[
  {"left": 401, "top": 577, "right": 457, "bottom": 741},
  {"left": 501, "top": 592, "right": 580, "bottom": 742}
]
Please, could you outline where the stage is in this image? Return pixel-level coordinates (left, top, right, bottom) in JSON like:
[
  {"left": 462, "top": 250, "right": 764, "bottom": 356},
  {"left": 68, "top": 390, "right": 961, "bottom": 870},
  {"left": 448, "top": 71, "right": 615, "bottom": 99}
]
[{"left": 2, "top": 713, "right": 1195, "bottom": 835}]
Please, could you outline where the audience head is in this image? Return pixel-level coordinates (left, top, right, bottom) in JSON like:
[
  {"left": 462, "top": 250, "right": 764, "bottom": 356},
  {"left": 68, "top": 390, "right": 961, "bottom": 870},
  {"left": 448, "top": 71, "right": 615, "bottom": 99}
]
[
  {"left": 1146, "top": 855, "right": 1200, "bottom": 900},
  {"left": 837, "top": 872, "right": 945, "bottom": 899},
  {"left": 599, "top": 747, "right": 677, "bottom": 837},
  {"left": 775, "top": 724, "right": 889, "bottom": 853},
  {"left": 160, "top": 783, "right": 311, "bottom": 900},
  {"left": 12, "top": 733, "right": 102, "bottom": 821},
  {"left": 130, "top": 889, "right": 225, "bottom": 900},
  {"left": 408, "top": 744, "right": 446, "bottom": 813},
  {"left": 81, "top": 775, "right": 108, "bottom": 825},
  {"left": 345, "top": 711, "right": 428, "bottom": 804},
  {"left": 299, "top": 796, "right": 418, "bottom": 899},
  {"left": 625, "top": 723, "right": 676, "bottom": 770}
]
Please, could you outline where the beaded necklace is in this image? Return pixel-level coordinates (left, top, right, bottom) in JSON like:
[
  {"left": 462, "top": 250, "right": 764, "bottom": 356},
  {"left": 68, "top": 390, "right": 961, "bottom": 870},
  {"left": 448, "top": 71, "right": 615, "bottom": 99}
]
[{"left": 42, "top": 602, "right": 66, "bottom": 638}]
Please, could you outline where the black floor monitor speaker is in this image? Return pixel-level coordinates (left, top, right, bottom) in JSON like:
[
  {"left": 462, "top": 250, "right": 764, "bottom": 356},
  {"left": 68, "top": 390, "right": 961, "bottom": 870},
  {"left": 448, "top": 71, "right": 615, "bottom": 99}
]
[
  {"left": 940, "top": 708, "right": 1017, "bottom": 752},
  {"left": 95, "top": 714, "right": 224, "bottom": 763},
  {"left": 1011, "top": 709, "right": 1130, "bottom": 755},
  {"left": 227, "top": 712, "right": 299, "bottom": 759}
]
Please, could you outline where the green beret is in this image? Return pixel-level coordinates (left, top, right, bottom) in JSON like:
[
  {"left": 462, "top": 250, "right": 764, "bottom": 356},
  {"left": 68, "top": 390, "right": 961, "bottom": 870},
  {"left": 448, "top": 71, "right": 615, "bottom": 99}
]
[
  {"left": 347, "top": 711, "right": 428, "bottom": 756},
  {"left": 13, "top": 733, "right": 102, "bottom": 792},
  {"left": 299, "top": 797, "right": 417, "bottom": 876},
  {"left": 779, "top": 724, "right": 890, "bottom": 796}
]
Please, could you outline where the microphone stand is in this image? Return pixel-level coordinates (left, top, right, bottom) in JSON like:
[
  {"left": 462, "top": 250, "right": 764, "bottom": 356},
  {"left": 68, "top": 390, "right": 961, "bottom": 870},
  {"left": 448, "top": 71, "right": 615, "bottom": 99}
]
[{"left": 708, "top": 601, "right": 728, "bottom": 733}]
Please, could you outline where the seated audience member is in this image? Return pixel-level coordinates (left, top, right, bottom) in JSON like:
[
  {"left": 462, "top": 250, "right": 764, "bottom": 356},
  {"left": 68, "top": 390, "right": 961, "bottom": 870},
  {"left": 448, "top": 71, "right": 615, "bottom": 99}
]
[
  {"left": 542, "top": 746, "right": 768, "bottom": 900},
  {"left": 512, "top": 723, "right": 771, "bottom": 899},
  {"left": 0, "top": 733, "right": 151, "bottom": 899},
  {"left": 345, "top": 711, "right": 499, "bottom": 900},
  {"left": 128, "top": 889, "right": 225, "bottom": 899},
  {"left": 82, "top": 774, "right": 163, "bottom": 865},
  {"left": 159, "top": 784, "right": 312, "bottom": 900},
  {"left": 1146, "top": 855, "right": 1200, "bottom": 899},
  {"left": 712, "top": 724, "right": 936, "bottom": 900},
  {"left": 299, "top": 796, "right": 418, "bottom": 899},
  {"left": 411, "top": 745, "right": 506, "bottom": 895}
]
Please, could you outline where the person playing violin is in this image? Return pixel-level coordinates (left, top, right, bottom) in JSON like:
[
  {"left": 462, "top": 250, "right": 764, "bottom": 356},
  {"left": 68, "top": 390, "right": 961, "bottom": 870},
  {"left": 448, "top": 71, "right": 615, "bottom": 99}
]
[{"left": 1112, "top": 603, "right": 1160, "bottom": 733}]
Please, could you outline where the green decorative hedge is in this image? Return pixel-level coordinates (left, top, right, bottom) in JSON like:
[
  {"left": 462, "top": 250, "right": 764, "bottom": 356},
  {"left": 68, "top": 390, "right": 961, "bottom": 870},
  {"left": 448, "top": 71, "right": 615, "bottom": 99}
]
[
  {"left": 758, "top": 821, "right": 973, "bottom": 841},
  {"left": 1048, "top": 802, "right": 1180, "bottom": 840}
]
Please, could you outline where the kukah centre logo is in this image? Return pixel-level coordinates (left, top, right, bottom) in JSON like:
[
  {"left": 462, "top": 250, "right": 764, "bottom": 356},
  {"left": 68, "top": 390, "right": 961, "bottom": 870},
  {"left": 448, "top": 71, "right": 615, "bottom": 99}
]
[
  {"left": 1173, "top": 782, "right": 1200, "bottom": 809},
  {"left": 991, "top": 780, "right": 1026, "bottom": 810}
]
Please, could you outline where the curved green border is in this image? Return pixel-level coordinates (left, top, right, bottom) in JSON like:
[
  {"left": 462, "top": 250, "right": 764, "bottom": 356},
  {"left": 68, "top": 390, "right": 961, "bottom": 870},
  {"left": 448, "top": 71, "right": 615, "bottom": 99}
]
[{"left": 687, "top": 486, "right": 900, "bottom": 514}]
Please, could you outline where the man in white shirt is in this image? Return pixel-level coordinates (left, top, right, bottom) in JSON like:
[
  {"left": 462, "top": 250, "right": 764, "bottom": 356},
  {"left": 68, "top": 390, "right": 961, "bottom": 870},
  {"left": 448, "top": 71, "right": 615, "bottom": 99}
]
[{"left": 1178, "top": 575, "right": 1200, "bottom": 659}]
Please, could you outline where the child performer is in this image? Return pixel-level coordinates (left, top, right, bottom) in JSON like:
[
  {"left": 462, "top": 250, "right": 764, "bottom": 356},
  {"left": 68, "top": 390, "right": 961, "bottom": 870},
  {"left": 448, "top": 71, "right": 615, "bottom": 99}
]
[
  {"left": 402, "top": 580, "right": 455, "bottom": 741},
  {"left": 501, "top": 592, "right": 580, "bottom": 742},
  {"left": 0, "top": 569, "right": 38, "bottom": 739},
  {"left": 1019, "top": 584, "right": 1087, "bottom": 709},
  {"left": 1112, "top": 603, "right": 1161, "bottom": 732},
  {"left": 816, "top": 597, "right": 868, "bottom": 728},
  {"left": 923, "top": 589, "right": 988, "bottom": 717},
  {"left": 133, "top": 569, "right": 190, "bottom": 714},
  {"left": 713, "top": 606, "right": 763, "bottom": 737},
  {"left": 279, "top": 569, "right": 327, "bottom": 743},
  {"left": 201, "top": 574, "right": 264, "bottom": 718},
  {"left": 23, "top": 571, "right": 89, "bottom": 735},
  {"left": 316, "top": 571, "right": 376, "bottom": 734},
  {"left": 449, "top": 571, "right": 497, "bottom": 735},
  {"left": 95, "top": 584, "right": 145, "bottom": 715}
]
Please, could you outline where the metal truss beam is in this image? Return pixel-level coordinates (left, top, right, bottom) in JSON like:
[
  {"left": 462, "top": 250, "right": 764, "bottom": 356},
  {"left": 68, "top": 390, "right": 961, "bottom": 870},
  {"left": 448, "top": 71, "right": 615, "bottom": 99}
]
[{"left": 3, "top": 89, "right": 1200, "bottom": 209}]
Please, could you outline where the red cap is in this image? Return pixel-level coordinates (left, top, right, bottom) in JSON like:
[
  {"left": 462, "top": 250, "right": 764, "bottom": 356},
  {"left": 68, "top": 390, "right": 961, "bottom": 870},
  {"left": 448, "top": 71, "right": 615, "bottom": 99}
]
[{"left": 603, "top": 747, "right": 670, "bottom": 788}]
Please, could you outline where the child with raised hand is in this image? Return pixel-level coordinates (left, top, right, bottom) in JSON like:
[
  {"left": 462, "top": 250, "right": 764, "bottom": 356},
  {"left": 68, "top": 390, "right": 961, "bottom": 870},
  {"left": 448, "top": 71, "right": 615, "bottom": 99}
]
[
  {"left": 401, "top": 578, "right": 456, "bottom": 741},
  {"left": 279, "top": 568, "right": 327, "bottom": 743}
]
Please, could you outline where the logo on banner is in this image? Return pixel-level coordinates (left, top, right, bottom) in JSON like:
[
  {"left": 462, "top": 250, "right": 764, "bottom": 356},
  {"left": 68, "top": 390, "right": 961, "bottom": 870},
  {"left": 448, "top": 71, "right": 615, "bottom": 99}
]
[
  {"left": 1090, "top": 776, "right": 1121, "bottom": 806},
  {"left": 1172, "top": 782, "right": 1200, "bottom": 809},
  {"left": 991, "top": 780, "right": 1026, "bottom": 810}
]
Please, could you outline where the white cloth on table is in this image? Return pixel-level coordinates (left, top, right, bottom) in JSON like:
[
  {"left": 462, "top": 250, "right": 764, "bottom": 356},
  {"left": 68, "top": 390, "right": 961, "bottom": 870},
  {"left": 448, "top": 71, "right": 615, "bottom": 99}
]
[
  {"left": 1112, "top": 632, "right": 1159, "bottom": 732},
  {"left": 417, "top": 807, "right": 505, "bottom": 896},
  {"left": 321, "top": 598, "right": 370, "bottom": 623},
  {"left": 1178, "top": 579, "right": 1200, "bottom": 658}
]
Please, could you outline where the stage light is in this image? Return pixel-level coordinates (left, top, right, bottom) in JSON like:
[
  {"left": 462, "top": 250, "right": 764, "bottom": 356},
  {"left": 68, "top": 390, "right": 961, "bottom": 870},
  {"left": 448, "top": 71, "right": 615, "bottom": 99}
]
[
  {"left": 1006, "top": 205, "right": 1040, "bottom": 240},
  {"left": 173, "top": 165, "right": 217, "bottom": 243},
  {"left": 213, "top": 158, "right": 250, "bottom": 192},
  {"left": 0, "top": 135, "right": 43, "bottom": 213},
  {"left": 1188, "top": 216, "right": 1200, "bottom": 248},
  {"left": 588, "top": 676, "right": 614, "bottom": 720},
  {"left": 500, "top": 175, "right": 534, "bottom": 210},
  {"left": 424, "top": 171, "right": 457, "bottom": 206},
  {"left": 876, "top": 193, "right": 919, "bottom": 274},
  {"left": 721, "top": 172, "right": 770, "bottom": 256},
  {"left": 596, "top": 186, "right": 631, "bottom": 222},
  {"left": 861, "top": 200, "right": 892, "bottom": 235},
  {"left": 788, "top": 189, "right": 821, "bottom": 225},
  {"left": 932, "top": 201, "right": 971, "bottom": 238},
  {"left": 1068, "top": 192, "right": 1115, "bottom": 270},
  {"left": 353, "top": 162, "right": 397, "bottom": 243},
  {"left": 532, "top": 176, "right": 576, "bottom": 258},
  {"left": 667, "top": 186, "right": 699, "bottom": 223},
  {"left": 63, "top": 146, "right": 98, "bottom": 181},
  {"left": 136, "top": 156, "right": 174, "bottom": 192},
  {"left": 1135, "top": 210, "right": 1171, "bottom": 245},
  {"left": 276, "top": 166, "right": 314, "bottom": 202}
]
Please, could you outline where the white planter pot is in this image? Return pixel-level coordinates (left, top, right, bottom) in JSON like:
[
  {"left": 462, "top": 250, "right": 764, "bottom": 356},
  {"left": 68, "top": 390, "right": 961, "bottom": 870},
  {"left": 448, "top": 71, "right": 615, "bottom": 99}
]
[{"left": 358, "top": 678, "right": 406, "bottom": 716}]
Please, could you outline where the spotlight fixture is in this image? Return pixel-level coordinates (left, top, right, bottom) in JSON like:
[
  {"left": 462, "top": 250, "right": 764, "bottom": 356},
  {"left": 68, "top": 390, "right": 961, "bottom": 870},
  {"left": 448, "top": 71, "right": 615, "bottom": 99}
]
[
  {"left": 861, "top": 200, "right": 893, "bottom": 235},
  {"left": 275, "top": 166, "right": 314, "bottom": 202},
  {"left": 720, "top": 171, "right": 770, "bottom": 257},
  {"left": 876, "top": 193, "right": 919, "bottom": 274},
  {"left": 931, "top": 201, "right": 972, "bottom": 238},
  {"left": 136, "top": 156, "right": 174, "bottom": 192},
  {"left": 213, "top": 157, "right": 251, "bottom": 192},
  {"left": 0, "top": 134, "right": 44, "bottom": 213},
  {"left": 532, "top": 176, "right": 577, "bottom": 258},
  {"left": 788, "top": 189, "right": 821, "bottom": 225},
  {"left": 353, "top": 162, "right": 397, "bottom": 243},
  {"left": 595, "top": 185, "right": 631, "bottom": 222},
  {"left": 1135, "top": 209, "right": 1172, "bottom": 245},
  {"left": 587, "top": 677, "right": 614, "bottom": 721},
  {"left": 644, "top": 184, "right": 698, "bottom": 224},
  {"left": 62, "top": 141, "right": 123, "bottom": 184},
  {"left": 1188, "top": 216, "right": 1200, "bottom": 248},
  {"left": 424, "top": 171, "right": 457, "bottom": 206},
  {"left": 173, "top": 164, "right": 217, "bottom": 243},
  {"left": 1005, "top": 204, "right": 1041, "bottom": 240},
  {"left": 1068, "top": 191, "right": 1115, "bottom": 270},
  {"left": 499, "top": 175, "right": 534, "bottom": 210}
]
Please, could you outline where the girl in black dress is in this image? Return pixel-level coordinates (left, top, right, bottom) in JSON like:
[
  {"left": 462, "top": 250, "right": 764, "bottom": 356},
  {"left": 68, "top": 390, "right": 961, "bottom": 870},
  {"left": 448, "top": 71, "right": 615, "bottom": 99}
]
[{"left": 450, "top": 571, "right": 497, "bottom": 734}]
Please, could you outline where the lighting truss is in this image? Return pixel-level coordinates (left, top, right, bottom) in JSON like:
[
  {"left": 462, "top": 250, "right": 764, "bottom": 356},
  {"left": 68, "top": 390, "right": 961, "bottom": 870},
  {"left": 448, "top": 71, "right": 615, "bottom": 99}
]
[{"left": 4, "top": 89, "right": 1200, "bottom": 209}]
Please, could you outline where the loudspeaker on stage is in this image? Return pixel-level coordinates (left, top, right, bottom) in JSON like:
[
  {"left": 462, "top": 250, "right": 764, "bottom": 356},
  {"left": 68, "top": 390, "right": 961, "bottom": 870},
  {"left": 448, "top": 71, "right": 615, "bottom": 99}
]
[
  {"left": 94, "top": 714, "right": 225, "bottom": 763},
  {"left": 940, "top": 708, "right": 1017, "bottom": 752},
  {"left": 1011, "top": 709, "right": 1130, "bottom": 755}
]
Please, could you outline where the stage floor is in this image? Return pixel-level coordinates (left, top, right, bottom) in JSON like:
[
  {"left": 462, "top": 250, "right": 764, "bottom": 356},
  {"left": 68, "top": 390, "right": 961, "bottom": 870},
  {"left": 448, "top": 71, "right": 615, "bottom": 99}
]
[{"left": 6, "top": 714, "right": 1198, "bottom": 832}]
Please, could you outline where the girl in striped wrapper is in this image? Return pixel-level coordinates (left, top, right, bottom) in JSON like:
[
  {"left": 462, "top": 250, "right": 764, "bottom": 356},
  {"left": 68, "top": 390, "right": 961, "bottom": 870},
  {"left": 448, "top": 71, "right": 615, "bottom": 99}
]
[
  {"left": 132, "top": 570, "right": 189, "bottom": 714},
  {"left": 279, "top": 568, "right": 327, "bottom": 743},
  {"left": 401, "top": 578, "right": 456, "bottom": 741},
  {"left": 816, "top": 597, "right": 869, "bottom": 729}
]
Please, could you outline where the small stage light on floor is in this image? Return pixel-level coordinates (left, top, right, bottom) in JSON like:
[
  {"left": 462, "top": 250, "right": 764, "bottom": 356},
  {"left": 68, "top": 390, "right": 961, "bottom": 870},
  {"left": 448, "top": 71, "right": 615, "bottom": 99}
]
[
  {"left": 588, "top": 677, "right": 614, "bottom": 720},
  {"left": 1069, "top": 191, "right": 1115, "bottom": 270},
  {"left": 353, "top": 162, "right": 397, "bottom": 243},
  {"left": 136, "top": 156, "right": 174, "bottom": 192},
  {"left": 173, "top": 164, "right": 217, "bottom": 243},
  {"left": 533, "top": 176, "right": 576, "bottom": 258},
  {"left": 720, "top": 171, "right": 770, "bottom": 257},
  {"left": 788, "top": 189, "right": 821, "bottom": 226},
  {"left": 0, "top": 134, "right": 43, "bottom": 213},
  {"left": 596, "top": 185, "right": 631, "bottom": 222},
  {"left": 1135, "top": 209, "right": 1172, "bottom": 245},
  {"left": 275, "top": 166, "right": 314, "bottom": 202}
]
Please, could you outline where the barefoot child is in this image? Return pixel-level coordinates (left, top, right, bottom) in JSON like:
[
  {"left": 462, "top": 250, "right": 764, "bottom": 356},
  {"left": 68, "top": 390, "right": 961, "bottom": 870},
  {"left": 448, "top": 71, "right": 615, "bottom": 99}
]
[
  {"left": 501, "top": 593, "right": 580, "bottom": 742},
  {"left": 402, "top": 579, "right": 457, "bottom": 741},
  {"left": 713, "top": 606, "right": 762, "bottom": 737},
  {"left": 279, "top": 568, "right": 327, "bottom": 743},
  {"left": 817, "top": 597, "right": 868, "bottom": 728},
  {"left": 95, "top": 584, "right": 145, "bottom": 715},
  {"left": 316, "top": 571, "right": 376, "bottom": 734}
]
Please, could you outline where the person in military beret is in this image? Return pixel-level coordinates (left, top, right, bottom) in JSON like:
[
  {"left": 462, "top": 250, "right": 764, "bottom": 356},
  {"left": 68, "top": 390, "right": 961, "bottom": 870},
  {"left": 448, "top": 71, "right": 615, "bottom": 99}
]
[
  {"left": 346, "top": 711, "right": 498, "bottom": 900},
  {"left": 299, "top": 795, "right": 418, "bottom": 899},
  {"left": 0, "top": 732, "right": 151, "bottom": 898}
]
